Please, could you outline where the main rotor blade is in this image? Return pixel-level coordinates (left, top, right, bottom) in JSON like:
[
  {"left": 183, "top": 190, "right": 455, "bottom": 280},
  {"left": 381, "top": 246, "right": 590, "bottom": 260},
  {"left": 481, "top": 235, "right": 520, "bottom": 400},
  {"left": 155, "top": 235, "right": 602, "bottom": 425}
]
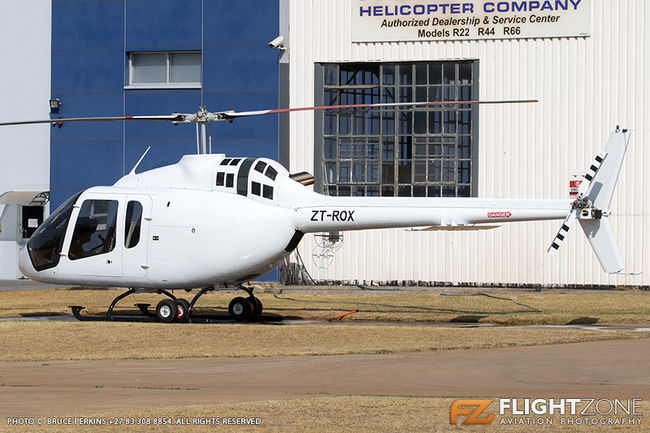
[
  {"left": 0, "top": 98, "right": 537, "bottom": 126},
  {"left": 225, "top": 99, "right": 538, "bottom": 119},
  {"left": 0, "top": 114, "right": 183, "bottom": 127}
]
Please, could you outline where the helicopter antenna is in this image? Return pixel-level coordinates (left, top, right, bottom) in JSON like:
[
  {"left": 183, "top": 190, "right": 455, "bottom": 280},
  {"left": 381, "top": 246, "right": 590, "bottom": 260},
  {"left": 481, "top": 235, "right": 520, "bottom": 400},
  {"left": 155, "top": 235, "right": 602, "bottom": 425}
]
[{"left": 128, "top": 146, "right": 151, "bottom": 176}]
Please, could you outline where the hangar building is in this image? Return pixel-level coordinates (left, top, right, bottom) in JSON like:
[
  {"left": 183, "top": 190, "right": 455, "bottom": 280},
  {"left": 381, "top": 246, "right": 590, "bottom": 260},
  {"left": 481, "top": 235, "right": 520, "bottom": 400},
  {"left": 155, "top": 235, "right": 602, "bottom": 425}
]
[{"left": 280, "top": 0, "right": 649, "bottom": 288}]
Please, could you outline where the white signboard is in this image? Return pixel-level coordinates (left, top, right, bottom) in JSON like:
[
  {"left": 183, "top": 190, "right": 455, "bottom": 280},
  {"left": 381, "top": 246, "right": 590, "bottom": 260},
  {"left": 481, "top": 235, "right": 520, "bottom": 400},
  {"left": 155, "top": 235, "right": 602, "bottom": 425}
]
[{"left": 352, "top": 0, "right": 591, "bottom": 42}]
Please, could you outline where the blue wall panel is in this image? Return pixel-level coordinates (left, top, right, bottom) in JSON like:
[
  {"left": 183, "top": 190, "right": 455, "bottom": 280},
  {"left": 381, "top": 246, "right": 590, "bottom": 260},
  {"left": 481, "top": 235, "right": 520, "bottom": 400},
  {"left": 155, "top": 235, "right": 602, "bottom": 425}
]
[
  {"left": 51, "top": 139, "right": 124, "bottom": 189},
  {"left": 52, "top": 1, "right": 124, "bottom": 49},
  {"left": 51, "top": 48, "right": 125, "bottom": 93},
  {"left": 126, "top": 0, "right": 201, "bottom": 49},
  {"left": 203, "top": 46, "right": 278, "bottom": 92},
  {"left": 51, "top": 0, "right": 280, "bottom": 281},
  {"left": 204, "top": 1, "right": 278, "bottom": 46}
]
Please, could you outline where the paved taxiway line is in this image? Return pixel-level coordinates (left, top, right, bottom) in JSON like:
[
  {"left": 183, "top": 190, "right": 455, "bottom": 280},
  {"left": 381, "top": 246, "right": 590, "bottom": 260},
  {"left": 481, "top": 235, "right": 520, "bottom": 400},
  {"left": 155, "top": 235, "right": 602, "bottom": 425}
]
[{"left": 0, "top": 338, "right": 648, "bottom": 416}]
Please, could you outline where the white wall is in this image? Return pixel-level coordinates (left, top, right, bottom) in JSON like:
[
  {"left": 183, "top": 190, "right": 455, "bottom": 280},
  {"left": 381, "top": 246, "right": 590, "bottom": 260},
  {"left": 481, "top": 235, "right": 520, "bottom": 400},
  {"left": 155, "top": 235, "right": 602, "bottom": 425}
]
[
  {"left": 287, "top": 0, "right": 649, "bottom": 287},
  {"left": 0, "top": 1, "right": 51, "bottom": 278}
]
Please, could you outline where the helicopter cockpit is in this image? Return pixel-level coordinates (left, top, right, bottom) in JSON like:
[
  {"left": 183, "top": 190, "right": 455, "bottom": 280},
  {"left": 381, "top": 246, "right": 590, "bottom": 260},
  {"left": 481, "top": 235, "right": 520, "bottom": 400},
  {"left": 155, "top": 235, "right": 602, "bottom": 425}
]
[
  {"left": 26, "top": 191, "right": 82, "bottom": 271},
  {"left": 24, "top": 191, "right": 143, "bottom": 277}
]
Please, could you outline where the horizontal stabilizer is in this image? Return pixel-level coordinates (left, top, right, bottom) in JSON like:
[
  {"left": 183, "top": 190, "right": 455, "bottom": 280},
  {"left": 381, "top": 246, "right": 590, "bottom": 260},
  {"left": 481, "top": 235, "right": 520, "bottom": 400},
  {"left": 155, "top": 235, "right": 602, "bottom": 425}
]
[{"left": 579, "top": 219, "right": 624, "bottom": 273}]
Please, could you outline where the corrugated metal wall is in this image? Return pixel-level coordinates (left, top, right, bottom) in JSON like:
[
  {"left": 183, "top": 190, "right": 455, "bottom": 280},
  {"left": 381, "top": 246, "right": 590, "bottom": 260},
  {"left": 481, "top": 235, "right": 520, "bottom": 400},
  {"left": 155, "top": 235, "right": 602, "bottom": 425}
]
[{"left": 287, "top": 0, "right": 649, "bottom": 287}]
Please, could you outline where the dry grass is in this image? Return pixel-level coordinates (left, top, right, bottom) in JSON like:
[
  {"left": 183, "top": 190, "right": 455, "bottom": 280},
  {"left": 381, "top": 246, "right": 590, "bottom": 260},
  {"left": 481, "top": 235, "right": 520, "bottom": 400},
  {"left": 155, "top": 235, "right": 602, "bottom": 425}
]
[
  {"left": 0, "top": 321, "right": 645, "bottom": 362},
  {"left": 0, "top": 287, "right": 648, "bottom": 325},
  {"left": 3, "top": 396, "right": 648, "bottom": 433}
]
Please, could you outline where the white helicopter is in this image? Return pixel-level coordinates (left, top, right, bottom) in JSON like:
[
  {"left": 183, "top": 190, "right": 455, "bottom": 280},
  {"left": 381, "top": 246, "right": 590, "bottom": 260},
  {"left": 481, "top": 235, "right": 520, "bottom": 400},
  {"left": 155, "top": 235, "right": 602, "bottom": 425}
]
[{"left": 0, "top": 101, "right": 630, "bottom": 323}]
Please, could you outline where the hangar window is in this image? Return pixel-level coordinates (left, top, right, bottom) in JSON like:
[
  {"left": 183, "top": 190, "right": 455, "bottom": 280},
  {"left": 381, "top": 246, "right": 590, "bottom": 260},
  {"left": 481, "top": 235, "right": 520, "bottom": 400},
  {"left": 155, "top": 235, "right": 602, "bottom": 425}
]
[
  {"left": 127, "top": 52, "right": 201, "bottom": 89},
  {"left": 317, "top": 61, "right": 477, "bottom": 197}
]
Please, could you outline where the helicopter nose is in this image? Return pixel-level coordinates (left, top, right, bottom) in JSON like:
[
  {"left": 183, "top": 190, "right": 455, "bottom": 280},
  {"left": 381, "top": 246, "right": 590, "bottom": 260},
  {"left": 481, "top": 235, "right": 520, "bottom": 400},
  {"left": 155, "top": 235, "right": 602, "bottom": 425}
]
[{"left": 18, "top": 245, "right": 36, "bottom": 279}]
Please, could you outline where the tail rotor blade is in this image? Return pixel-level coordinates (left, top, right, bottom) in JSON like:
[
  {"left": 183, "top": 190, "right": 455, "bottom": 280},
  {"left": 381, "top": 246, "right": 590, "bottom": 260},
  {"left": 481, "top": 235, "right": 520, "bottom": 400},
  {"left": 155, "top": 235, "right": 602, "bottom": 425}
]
[
  {"left": 547, "top": 210, "right": 577, "bottom": 255},
  {"left": 577, "top": 151, "right": 607, "bottom": 196}
]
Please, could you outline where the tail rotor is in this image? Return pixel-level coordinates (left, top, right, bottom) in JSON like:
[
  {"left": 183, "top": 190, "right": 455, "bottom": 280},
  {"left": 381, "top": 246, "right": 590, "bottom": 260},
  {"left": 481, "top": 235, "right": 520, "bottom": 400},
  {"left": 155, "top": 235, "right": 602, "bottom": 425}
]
[{"left": 547, "top": 128, "right": 630, "bottom": 273}]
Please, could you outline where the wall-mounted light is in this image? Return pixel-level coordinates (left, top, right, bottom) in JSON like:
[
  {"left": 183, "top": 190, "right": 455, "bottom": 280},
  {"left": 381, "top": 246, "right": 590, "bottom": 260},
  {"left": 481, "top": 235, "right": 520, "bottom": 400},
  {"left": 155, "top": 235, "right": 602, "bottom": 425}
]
[{"left": 49, "top": 98, "right": 61, "bottom": 114}]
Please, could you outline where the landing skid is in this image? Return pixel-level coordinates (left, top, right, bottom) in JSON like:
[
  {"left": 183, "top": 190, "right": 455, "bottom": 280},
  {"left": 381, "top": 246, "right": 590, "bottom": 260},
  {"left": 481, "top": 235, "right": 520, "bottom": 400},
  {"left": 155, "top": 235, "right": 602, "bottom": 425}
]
[{"left": 69, "top": 285, "right": 264, "bottom": 323}]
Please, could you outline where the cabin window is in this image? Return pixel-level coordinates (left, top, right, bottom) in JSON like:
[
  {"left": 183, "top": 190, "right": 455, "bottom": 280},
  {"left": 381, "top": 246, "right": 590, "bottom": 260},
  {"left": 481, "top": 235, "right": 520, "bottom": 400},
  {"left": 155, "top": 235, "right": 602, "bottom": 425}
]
[
  {"left": 254, "top": 161, "right": 267, "bottom": 173},
  {"left": 226, "top": 173, "right": 234, "bottom": 188},
  {"left": 220, "top": 159, "right": 231, "bottom": 166},
  {"left": 262, "top": 185, "right": 274, "bottom": 200},
  {"left": 265, "top": 166, "right": 278, "bottom": 181},
  {"left": 216, "top": 172, "right": 225, "bottom": 186},
  {"left": 124, "top": 201, "right": 143, "bottom": 249},
  {"left": 229, "top": 158, "right": 241, "bottom": 166},
  {"left": 68, "top": 199, "right": 118, "bottom": 260},
  {"left": 251, "top": 181, "right": 261, "bottom": 196}
]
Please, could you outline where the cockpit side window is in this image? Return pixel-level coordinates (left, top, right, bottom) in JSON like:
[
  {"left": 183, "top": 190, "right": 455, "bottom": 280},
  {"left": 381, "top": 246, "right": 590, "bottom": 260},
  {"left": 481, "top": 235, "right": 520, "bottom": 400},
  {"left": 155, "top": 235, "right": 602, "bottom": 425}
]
[
  {"left": 27, "top": 191, "right": 83, "bottom": 271},
  {"left": 69, "top": 200, "right": 118, "bottom": 260},
  {"left": 124, "top": 201, "right": 143, "bottom": 249}
]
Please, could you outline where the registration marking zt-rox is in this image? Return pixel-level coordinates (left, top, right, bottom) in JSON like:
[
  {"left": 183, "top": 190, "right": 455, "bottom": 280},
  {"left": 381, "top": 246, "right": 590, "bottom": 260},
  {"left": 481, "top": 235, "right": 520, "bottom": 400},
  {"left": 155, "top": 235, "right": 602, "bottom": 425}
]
[{"left": 310, "top": 210, "right": 355, "bottom": 222}]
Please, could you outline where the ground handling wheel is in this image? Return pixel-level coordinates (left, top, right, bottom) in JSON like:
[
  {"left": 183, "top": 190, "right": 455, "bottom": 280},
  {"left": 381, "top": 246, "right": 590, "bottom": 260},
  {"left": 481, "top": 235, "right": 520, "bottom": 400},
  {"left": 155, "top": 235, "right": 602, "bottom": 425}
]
[
  {"left": 156, "top": 299, "right": 178, "bottom": 323},
  {"left": 175, "top": 299, "right": 191, "bottom": 323},
  {"left": 228, "top": 297, "right": 253, "bottom": 322}
]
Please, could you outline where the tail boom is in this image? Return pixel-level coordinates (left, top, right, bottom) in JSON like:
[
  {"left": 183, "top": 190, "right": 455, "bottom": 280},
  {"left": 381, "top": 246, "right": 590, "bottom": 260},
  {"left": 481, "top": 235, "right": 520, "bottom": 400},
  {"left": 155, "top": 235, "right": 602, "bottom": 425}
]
[{"left": 296, "top": 198, "right": 570, "bottom": 232}]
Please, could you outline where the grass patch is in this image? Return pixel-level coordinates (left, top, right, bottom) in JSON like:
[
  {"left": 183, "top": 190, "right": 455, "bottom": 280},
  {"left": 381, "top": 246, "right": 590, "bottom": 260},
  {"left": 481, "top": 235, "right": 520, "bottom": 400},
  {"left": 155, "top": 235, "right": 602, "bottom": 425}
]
[
  {"left": 0, "top": 287, "right": 648, "bottom": 325},
  {"left": 4, "top": 396, "right": 649, "bottom": 433},
  {"left": 0, "top": 321, "right": 645, "bottom": 362}
]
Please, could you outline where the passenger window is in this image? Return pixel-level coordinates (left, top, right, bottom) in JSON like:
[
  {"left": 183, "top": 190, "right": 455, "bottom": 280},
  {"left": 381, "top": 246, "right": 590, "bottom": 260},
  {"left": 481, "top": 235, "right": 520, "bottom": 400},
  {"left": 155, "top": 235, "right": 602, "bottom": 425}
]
[
  {"left": 124, "top": 201, "right": 142, "bottom": 249},
  {"left": 265, "top": 166, "right": 278, "bottom": 180},
  {"left": 69, "top": 200, "right": 118, "bottom": 260},
  {"left": 216, "top": 172, "right": 225, "bottom": 186},
  {"left": 254, "top": 161, "right": 267, "bottom": 173},
  {"left": 251, "top": 181, "right": 261, "bottom": 196},
  {"left": 226, "top": 173, "right": 234, "bottom": 187},
  {"left": 263, "top": 185, "right": 274, "bottom": 200}
]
